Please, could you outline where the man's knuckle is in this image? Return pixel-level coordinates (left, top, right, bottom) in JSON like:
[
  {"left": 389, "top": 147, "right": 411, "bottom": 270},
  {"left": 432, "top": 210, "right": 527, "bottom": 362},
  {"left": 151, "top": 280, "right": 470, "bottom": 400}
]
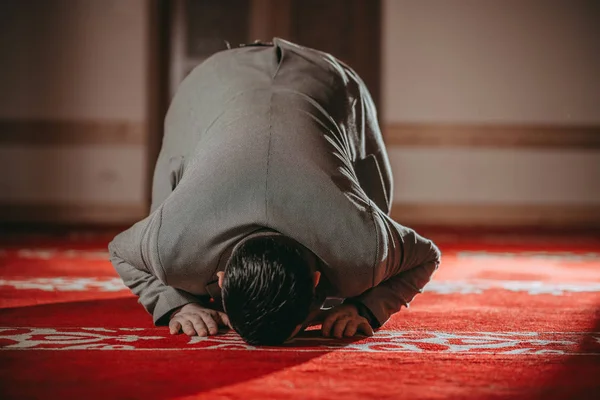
[{"left": 203, "top": 316, "right": 216, "bottom": 323}]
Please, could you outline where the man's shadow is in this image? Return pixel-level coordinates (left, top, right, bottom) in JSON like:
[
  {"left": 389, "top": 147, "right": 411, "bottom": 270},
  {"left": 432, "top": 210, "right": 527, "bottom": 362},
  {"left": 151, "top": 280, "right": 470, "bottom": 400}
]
[
  {"left": 0, "top": 297, "right": 365, "bottom": 400},
  {"left": 535, "top": 305, "right": 600, "bottom": 399}
]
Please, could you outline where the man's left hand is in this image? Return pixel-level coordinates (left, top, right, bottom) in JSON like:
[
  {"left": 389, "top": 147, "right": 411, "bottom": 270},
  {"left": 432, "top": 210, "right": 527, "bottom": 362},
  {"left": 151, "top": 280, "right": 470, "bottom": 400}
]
[{"left": 321, "top": 304, "right": 374, "bottom": 338}]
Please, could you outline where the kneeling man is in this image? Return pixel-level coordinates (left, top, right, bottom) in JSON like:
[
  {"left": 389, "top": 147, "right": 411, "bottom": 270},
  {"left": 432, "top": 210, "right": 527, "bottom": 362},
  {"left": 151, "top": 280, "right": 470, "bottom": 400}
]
[{"left": 109, "top": 38, "right": 441, "bottom": 346}]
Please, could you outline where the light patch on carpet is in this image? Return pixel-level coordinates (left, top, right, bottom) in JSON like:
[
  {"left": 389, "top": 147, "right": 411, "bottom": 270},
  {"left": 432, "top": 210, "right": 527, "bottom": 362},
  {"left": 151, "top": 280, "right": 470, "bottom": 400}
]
[
  {"left": 2, "top": 277, "right": 600, "bottom": 295},
  {"left": 425, "top": 280, "right": 600, "bottom": 295},
  {"left": 1, "top": 327, "right": 598, "bottom": 355},
  {"left": 0, "top": 277, "right": 126, "bottom": 292}
]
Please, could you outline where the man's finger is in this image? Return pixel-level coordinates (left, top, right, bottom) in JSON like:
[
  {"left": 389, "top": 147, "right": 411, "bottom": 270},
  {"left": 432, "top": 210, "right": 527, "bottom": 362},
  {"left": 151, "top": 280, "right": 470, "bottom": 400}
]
[
  {"left": 182, "top": 320, "right": 196, "bottom": 336},
  {"left": 343, "top": 320, "right": 359, "bottom": 337},
  {"left": 217, "top": 312, "right": 232, "bottom": 329},
  {"left": 199, "top": 314, "right": 218, "bottom": 335},
  {"left": 357, "top": 320, "right": 374, "bottom": 336},
  {"left": 190, "top": 316, "right": 209, "bottom": 336},
  {"left": 169, "top": 319, "right": 182, "bottom": 335},
  {"left": 332, "top": 318, "right": 350, "bottom": 339},
  {"left": 321, "top": 314, "right": 339, "bottom": 337}
]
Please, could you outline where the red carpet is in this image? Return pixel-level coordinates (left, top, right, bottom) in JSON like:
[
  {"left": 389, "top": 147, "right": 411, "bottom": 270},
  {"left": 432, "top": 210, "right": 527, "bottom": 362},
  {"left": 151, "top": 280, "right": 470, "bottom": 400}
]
[{"left": 1, "top": 231, "right": 599, "bottom": 399}]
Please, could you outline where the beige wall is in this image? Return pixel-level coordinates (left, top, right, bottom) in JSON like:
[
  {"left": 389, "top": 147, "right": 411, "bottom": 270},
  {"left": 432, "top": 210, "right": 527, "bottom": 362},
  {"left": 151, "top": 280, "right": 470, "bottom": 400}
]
[
  {"left": 382, "top": 0, "right": 600, "bottom": 223},
  {"left": 0, "top": 0, "right": 150, "bottom": 222},
  {"left": 1, "top": 0, "right": 598, "bottom": 226},
  {"left": 383, "top": 0, "right": 600, "bottom": 124},
  {"left": 388, "top": 148, "right": 600, "bottom": 205}
]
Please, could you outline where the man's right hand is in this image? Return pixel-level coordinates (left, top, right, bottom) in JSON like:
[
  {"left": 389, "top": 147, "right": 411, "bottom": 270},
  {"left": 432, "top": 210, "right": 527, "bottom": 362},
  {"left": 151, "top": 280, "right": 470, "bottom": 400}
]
[
  {"left": 321, "top": 303, "right": 374, "bottom": 338},
  {"left": 169, "top": 303, "right": 232, "bottom": 336}
]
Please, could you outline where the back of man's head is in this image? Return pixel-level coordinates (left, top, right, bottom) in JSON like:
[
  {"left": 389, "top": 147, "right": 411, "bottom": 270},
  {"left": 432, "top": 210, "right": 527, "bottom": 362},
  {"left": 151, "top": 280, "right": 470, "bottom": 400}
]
[{"left": 221, "top": 235, "right": 316, "bottom": 346}]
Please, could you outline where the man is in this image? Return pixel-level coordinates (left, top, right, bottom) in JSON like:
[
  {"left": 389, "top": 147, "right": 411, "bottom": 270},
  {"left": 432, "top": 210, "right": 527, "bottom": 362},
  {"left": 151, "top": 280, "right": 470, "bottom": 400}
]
[{"left": 109, "top": 38, "right": 441, "bottom": 346}]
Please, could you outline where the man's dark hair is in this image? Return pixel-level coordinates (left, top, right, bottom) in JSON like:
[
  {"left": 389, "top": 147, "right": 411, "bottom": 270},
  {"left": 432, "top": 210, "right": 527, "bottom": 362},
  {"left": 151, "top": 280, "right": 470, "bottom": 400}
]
[{"left": 221, "top": 235, "right": 317, "bottom": 346}]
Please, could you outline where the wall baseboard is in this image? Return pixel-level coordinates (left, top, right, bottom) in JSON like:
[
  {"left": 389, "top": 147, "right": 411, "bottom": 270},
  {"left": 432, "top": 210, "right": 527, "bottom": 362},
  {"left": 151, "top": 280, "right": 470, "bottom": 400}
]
[
  {"left": 2, "top": 202, "right": 598, "bottom": 228},
  {"left": 384, "top": 123, "right": 600, "bottom": 149},
  {"left": 0, "top": 119, "right": 146, "bottom": 146},
  {"left": 390, "top": 203, "right": 600, "bottom": 228},
  {"left": 3, "top": 121, "right": 596, "bottom": 148},
  {"left": 0, "top": 203, "right": 147, "bottom": 225}
]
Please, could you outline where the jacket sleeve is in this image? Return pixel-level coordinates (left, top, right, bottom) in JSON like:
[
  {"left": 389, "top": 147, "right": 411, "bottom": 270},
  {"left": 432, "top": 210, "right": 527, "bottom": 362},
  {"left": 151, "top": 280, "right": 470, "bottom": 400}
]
[
  {"left": 347, "top": 210, "right": 442, "bottom": 328},
  {"left": 108, "top": 211, "right": 199, "bottom": 325}
]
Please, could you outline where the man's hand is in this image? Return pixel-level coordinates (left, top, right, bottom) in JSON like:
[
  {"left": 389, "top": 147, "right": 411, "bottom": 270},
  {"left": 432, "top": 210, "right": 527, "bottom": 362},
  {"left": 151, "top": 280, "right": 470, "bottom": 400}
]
[
  {"left": 169, "top": 303, "right": 232, "bottom": 336},
  {"left": 321, "top": 303, "right": 374, "bottom": 338}
]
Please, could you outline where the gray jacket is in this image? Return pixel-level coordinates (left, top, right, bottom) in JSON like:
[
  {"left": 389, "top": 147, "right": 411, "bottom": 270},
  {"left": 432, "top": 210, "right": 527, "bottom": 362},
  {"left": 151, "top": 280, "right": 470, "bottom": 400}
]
[{"left": 109, "top": 38, "right": 441, "bottom": 328}]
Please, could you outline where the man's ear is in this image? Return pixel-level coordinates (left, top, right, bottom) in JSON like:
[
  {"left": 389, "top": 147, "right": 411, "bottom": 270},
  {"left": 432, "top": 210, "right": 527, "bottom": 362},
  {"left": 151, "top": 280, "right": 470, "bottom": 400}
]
[
  {"left": 313, "top": 271, "right": 321, "bottom": 288},
  {"left": 217, "top": 271, "right": 225, "bottom": 288}
]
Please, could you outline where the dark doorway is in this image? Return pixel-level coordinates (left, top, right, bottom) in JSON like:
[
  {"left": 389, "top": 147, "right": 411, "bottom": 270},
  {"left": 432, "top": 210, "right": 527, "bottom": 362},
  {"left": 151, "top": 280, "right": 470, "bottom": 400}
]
[{"left": 148, "top": 0, "right": 382, "bottom": 202}]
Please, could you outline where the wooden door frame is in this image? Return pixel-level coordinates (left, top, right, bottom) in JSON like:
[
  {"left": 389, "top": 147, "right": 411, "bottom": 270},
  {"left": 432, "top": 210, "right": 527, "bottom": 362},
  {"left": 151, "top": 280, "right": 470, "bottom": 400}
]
[
  {"left": 247, "top": 0, "right": 382, "bottom": 108},
  {"left": 146, "top": 0, "right": 172, "bottom": 208},
  {"left": 148, "top": 0, "right": 383, "bottom": 205}
]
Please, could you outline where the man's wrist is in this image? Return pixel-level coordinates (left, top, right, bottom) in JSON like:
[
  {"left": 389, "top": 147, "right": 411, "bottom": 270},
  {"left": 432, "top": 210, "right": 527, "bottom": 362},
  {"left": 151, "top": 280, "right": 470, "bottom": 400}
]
[
  {"left": 169, "top": 305, "right": 184, "bottom": 320},
  {"left": 343, "top": 298, "right": 381, "bottom": 329},
  {"left": 168, "top": 302, "right": 198, "bottom": 320}
]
